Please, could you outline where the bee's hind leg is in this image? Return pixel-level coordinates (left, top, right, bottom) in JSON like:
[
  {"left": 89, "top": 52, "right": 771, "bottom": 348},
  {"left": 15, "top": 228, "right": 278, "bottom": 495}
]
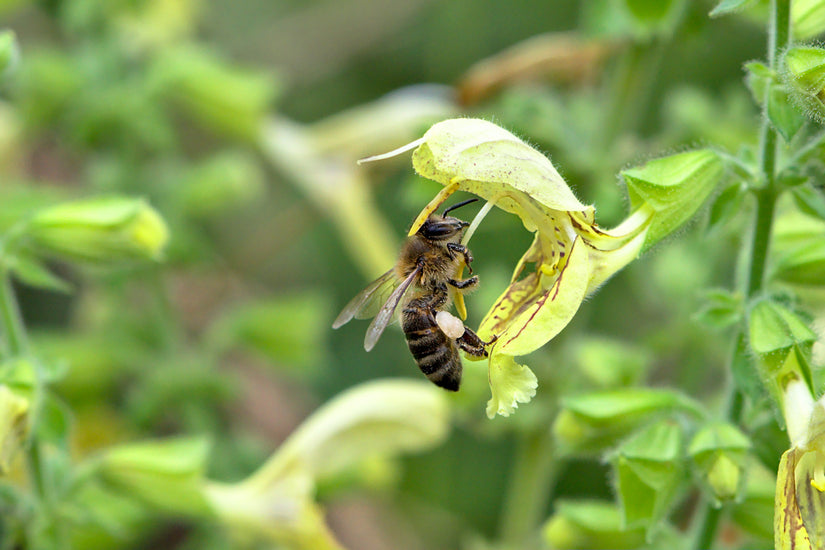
[{"left": 456, "top": 326, "right": 494, "bottom": 357}]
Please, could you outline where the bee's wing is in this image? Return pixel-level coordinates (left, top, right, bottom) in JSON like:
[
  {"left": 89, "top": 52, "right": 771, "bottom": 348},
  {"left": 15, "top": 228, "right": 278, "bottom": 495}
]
[
  {"left": 364, "top": 264, "right": 421, "bottom": 352},
  {"left": 332, "top": 269, "right": 398, "bottom": 329}
]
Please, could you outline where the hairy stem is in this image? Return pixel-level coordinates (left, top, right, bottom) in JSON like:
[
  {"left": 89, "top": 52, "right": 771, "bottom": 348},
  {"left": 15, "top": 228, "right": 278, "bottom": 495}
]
[{"left": 691, "top": 0, "right": 790, "bottom": 548}]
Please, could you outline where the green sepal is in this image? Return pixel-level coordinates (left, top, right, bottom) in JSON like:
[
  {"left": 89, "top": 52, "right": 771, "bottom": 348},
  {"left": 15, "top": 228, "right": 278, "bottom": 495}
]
[
  {"left": 622, "top": 149, "right": 724, "bottom": 251},
  {"left": 541, "top": 499, "right": 646, "bottom": 550},
  {"left": 783, "top": 46, "right": 825, "bottom": 122},
  {"left": 747, "top": 299, "right": 816, "bottom": 356},
  {"left": 553, "top": 388, "right": 702, "bottom": 454},
  {"left": 759, "top": 346, "right": 816, "bottom": 415},
  {"left": 693, "top": 288, "right": 744, "bottom": 330},
  {"left": 706, "top": 182, "right": 746, "bottom": 233},
  {"left": 97, "top": 436, "right": 213, "bottom": 517},
  {"left": 745, "top": 61, "right": 775, "bottom": 105},
  {"left": 609, "top": 420, "right": 685, "bottom": 532},
  {"left": 688, "top": 422, "right": 752, "bottom": 505},
  {"left": 772, "top": 238, "right": 825, "bottom": 286},
  {"left": 6, "top": 253, "right": 72, "bottom": 293},
  {"left": 767, "top": 84, "right": 806, "bottom": 143}
]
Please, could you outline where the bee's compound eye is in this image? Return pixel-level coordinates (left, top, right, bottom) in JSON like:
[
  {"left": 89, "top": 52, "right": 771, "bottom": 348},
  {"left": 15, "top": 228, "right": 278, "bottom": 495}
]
[{"left": 435, "top": 310, "right": 465, "bottom": 339}]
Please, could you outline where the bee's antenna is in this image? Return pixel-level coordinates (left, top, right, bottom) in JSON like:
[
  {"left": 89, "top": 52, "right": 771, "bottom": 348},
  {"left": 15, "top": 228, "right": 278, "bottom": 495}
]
[{"left": 442, "top": 198, "right": 478, "bottom": 217}]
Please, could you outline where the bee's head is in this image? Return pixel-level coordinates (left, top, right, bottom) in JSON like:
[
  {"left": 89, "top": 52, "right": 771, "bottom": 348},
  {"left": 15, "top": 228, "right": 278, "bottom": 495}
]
[{"left": 417, "top": 199, "right": 477, "bottom": 241}]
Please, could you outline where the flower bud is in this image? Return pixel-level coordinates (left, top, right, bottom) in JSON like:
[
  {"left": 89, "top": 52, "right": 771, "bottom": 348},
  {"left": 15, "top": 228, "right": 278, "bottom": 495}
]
[
  {"left": 783, "top": 46, "right": 825, "bottom": 122},
  {"left": 688, "top": 422, "right": 751, "bottom": 504},
  {"left": 621, "top": 149, "right": 724, "bottom": 251},
  {"left": 152, "top": 46, "right": 277, "bottom": 141},
  {"left": 97, "top": 437, "right": 211, "bottom": 516},
  {"left": 553, "top": 388, "right": 701, "bottom": 454},
  {"left": 0, "top": 385, "right": 29, "bottom": 474},
  {"left": 28, "top": 197, "right": 169, "bottom": 266},
  {"left": 608, "top": 420, "right": 684, "bottom": 531}
]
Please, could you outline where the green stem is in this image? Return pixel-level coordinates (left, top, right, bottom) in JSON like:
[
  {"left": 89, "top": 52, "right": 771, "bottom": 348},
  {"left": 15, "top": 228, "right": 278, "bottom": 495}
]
[
  {"left": 498, "top": 429, "right": 559, "bottom": 547},
  {"left": 0, "top": 269, "right": 28, "bottom": 357},
  {"left": 691, "top": 1, "right": 790, "bottom": 548}
]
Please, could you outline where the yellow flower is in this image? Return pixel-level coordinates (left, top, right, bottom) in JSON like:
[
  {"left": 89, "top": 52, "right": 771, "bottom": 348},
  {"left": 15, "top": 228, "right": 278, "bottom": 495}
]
[{"left": 363, "top": 118, "right": 722, "bottom": 417}]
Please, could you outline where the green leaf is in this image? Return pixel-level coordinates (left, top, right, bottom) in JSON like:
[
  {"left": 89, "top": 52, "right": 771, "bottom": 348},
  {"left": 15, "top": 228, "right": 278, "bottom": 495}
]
[
  {"left": 693, "top": 288, "right": 744, "bottom": 329},
  {"left": 7, "top": 254, "right": 72, "bottom": 293},
  {"left": 610, "top": 420, "right": 685, "bottom": 531},
  {"left": 709, "top": 0, "right": 756, "bottom": 17},
  {"left": 706, "top": 182, "right": 746, "bottom": 233},
  {"left": 36, "top": 392, "right": 72, "bottom": 449},
  {"left": 791, "top": 185, "right": 825, "bottom": 221},
  {"left": 748, "top": 300, "right": 816, "bottom": 355},
  {"left": 767, "top": 85, "right": 806, "bottom": 143}
]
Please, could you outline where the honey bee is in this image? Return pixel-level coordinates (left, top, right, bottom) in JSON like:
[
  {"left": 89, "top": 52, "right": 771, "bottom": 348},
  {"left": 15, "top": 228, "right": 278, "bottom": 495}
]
[{"left": 333, "top": 199, "right": 495, "bottom": 391}]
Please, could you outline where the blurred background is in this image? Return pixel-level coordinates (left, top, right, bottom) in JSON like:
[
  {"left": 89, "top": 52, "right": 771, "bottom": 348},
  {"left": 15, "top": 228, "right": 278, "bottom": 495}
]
[{"left": 0, "top": 0, "right": 777, "bottom": 549}]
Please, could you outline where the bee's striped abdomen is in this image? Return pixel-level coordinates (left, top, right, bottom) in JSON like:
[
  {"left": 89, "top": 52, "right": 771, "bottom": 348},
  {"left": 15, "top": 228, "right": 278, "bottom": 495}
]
[{"left": 402, "top": 299, "right": 462, "bottom": 391}]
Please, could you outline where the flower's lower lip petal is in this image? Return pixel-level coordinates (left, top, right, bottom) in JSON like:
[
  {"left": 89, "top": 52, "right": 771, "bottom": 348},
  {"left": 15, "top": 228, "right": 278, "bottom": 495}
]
[{"left": 497, "top": 236, "right": 590, "bottom": 356}]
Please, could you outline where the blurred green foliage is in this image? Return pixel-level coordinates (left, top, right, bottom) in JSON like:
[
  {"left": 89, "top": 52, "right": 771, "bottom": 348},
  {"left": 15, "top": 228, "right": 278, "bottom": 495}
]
[{"left": 0, "top": 0, "right": 824, "bottom": 549}]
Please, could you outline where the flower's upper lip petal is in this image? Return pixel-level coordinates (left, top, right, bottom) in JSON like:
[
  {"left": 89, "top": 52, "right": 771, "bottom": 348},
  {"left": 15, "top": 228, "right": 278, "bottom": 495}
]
[{"left": 414, "top": 118, "right": 591, "bottom": 213}]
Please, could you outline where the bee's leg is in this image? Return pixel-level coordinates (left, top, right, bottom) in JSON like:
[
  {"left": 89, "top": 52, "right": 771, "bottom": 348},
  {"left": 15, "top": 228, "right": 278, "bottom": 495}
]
[
  {"left": 418, "top": 284, "right": 449, "bottom": 310},
  {"left": 456, "top": 326, "right": 490, "bottom": 357},
  {"left": 448, "top": 275, "right": 478, "bottom": 290},
  {"left": 447, "top": 243, "right": 474, "bottom": 273}
]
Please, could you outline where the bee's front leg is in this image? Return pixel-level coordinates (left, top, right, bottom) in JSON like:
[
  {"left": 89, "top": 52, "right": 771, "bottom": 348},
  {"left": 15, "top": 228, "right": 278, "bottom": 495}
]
[
  {"left": 447, "top": 242, "right": 474, "bottom": 274},
  {"left": 448, "top": 275, "right": 478, "bottom": 290}
]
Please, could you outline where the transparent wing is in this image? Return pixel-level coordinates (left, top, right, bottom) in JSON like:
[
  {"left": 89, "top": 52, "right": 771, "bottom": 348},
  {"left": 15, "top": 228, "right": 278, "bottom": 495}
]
[
  {"left": 364, "top": 264, "right": 422, "bottom": 351},
  {"left": 332, "top": 269, "right": 398, "bottom": 329}
]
